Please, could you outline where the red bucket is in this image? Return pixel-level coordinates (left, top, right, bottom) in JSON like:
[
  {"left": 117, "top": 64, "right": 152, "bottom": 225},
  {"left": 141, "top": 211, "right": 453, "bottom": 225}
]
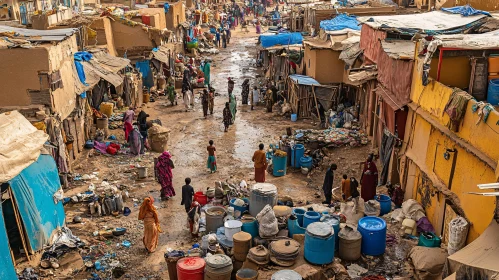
[
  {"left": 177, "top": 257, "right": 205, "bottom": 280},
  {"left": 194, "top": 192, "right": 208, "bottom": 205}
]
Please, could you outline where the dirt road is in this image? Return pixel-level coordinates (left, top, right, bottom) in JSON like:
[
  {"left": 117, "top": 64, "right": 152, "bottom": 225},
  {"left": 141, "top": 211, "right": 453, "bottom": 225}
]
[{"left": 63, "top": 27, "right": 370, "bottom": 279}]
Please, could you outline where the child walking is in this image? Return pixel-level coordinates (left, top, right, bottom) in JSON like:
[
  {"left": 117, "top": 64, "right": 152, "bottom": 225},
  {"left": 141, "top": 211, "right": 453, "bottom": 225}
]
[{"left": 207, "top": 140, "right": 217, "bottom": 173}]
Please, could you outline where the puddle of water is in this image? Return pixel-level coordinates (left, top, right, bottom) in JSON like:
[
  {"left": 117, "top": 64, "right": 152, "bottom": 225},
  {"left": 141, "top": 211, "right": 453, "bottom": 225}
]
[{"left": 234, "top": 119, "right": 264, "bottom": 165}]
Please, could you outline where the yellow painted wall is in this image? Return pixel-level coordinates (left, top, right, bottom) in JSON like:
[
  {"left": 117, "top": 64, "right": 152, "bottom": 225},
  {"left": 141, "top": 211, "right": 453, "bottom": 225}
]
[
  {"left": 429, "top": 56, "right": 470, "bottom": 89},
  {"left": 405, "top": 49, "right": 499, "bottom": 244}
]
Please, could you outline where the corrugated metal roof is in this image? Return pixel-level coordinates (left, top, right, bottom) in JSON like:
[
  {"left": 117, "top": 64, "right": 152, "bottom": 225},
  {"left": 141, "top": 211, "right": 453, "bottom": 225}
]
[{"left": 0, "top": 26, "right": 78, "bottom": 42}]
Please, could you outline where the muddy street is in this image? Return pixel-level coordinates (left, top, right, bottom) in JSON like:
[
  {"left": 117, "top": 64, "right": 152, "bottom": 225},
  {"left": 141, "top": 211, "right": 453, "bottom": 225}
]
[{"left": 59, "top": 28, "right": 372, "bottom": 279}]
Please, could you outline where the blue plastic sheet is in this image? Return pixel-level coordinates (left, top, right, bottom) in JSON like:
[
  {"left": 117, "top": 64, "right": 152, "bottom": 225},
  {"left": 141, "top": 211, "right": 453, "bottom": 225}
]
[
  {"left": 9, "top": 155, "right": 65, "bottom": 253},
  {"left": 74, "top": 51, "right": 93, "bottom": 86},
  {"left": 0, "top": 205, "right": 17, "bottom": 279},
  {"left": 163, "top": 3, "right": 170, "bottom": 13},
  {"left": 259, "top": 33, "right": 303, "bottom": 48},
  {"left": 289, "top": 74, "right": 320, "bottom": 86},
  {"left": 320, "top": 14, "right": 360, "bottom": 32},
  {"left": 135, "top": 60, "right": 154, "bottom": 89},
  {"left": 441, "top": 5, "right": 490, "bottom": 17}
]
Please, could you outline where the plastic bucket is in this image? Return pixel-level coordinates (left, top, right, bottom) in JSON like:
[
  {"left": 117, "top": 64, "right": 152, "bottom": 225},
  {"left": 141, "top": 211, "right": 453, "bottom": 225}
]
[
  {"left": 291, "top": 144, "right": 304, "bottom": 168},
  {"left": 291, "top": 114, "right": 297, "bottom": 122},
  {"left": 99, "top": 102, "right": 114, "bottom": 118},
  {"left": 271, "top": 270, "right": 302, "bottom": 280},
  {"left": 305, "top": 228, "right": 335, "bottom": 265},
  {"left": 418, "top": 232, "right": 442, "bottom": 248},
  {"left": 205, "top": 206, "right": 226, "bottom": 233},
  {"left": 300, "top": 156, "right": 313, "bottom": 170},
  {"left": 177, "top": 257, "right": 205, "bottom": 280},
  {"left": 272, "top": 154, "right": 287, "bottom": 177},
  {"left": 194, "top": 192, "right": 207, "bottom": 206},
  {"left": 137, "top": 167, "right": 148, "bottom": 179},
  {"left": 376, "top": 194, "right": 392, "bottom": 216},
  {"left": 224, "top": 220, "right": 243, "bottom": 241},
  {"left": 241, "top": 218, "right": 259, "bottom": 238},
  {"left": 487, "top": 79, "right": 499, "bottom": 105},
  {"left": 358, "top": 217, "right": 387, "bottom": 256},
  {"left": 236, "top": 268, "right": 258, "bottom": 280},
  {"left": 303, "top": 211, "right": 321, "bottom": 228},
  {"left": 292, "top": 208, "right": 306, "bottom": 227},
  {"left": 249, "top": 183, "right": 277, "bottom": 217},
  {"left": 287, "top": 217, "right": 305, "bottom": 238},
  {"left": 229, "top": 198, "right": 249, "bottom": 218}
]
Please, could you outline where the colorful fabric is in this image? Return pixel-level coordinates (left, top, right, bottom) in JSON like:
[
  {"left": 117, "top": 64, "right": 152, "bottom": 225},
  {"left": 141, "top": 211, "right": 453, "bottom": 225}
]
[
  {"left": 124, "top": 121, "right": 133, "bottom": 141},
  {"left": 167, "top": 85, "right": 176, "bottom": 104},
  {"left": 361, "top": 160, "right": 378, "bottom": 202},
  {"left": 223, "top": 107, "right": 232, "bottom": 127},
  {"left": 128, "top": 128, "right": 143, "bottom": 155},
  {"left": 207, "top": 155, "right": 217, "bottom": 172},
  {"left": 202, "top": 62, "right": 211, "bottom": 85},
  {"left": 241, "top": 79, "right": 250, "bottom": 104},
  {"left": 138, "top": 197, "right": 161, "bottom": 253},
  {"left": 252, "top": 149, "right": 267, "bottom": 169},
  {"left": 157, "top": 152, "right": 175, "bottom": 198},
  {"left": 341, "top": 178, "right": 351, "bottom": 200}
]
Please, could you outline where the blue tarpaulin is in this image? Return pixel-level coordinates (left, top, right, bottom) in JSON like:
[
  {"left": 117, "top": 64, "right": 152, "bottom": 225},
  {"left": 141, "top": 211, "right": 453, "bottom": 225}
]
[
  {"left": 289, "top": 74, "right": 320, "bottom": 86},
  {"left": 320, "top": 14, "right": 360, "bottom": 32},
  {"left": 8, "top": 155, "right": 65, "bottom": 253},
  {"left": 136, "top": 60, "right": 154, "bottom": 89},
  {"left": 74, "top": 51, "right": 93, "bottom": 86},
  {"left": 0, "top": 205, "right": 16, "bottom": 279},
  {"left": 441, "top": 5, "right": 490, "bottom": 17},
  {"left": 259, "top": 33, "right": 303, "bottom": 48}
]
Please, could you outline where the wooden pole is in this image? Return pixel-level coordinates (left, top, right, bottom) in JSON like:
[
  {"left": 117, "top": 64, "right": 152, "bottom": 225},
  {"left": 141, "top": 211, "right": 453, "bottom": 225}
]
[
  {"left": 9, "top": 187, "right": 31, "bottom": 262},
  {"left": 312, "top": 86, "right": 321, "bottom": 123}
]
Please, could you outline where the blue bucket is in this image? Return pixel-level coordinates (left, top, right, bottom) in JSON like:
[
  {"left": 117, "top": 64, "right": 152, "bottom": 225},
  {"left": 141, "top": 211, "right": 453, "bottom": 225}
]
[
  {"left": 229, "top": 198, "right": 249, "bottom": 217},
  {"left": 288, "top": 218, "right": 306, "bottom": 238},
  {"left": 303, "top": 211, "right": 321, "bottom": 228},
  {"left": 292, "top": 208, "right": 306, "bottom": 227},
  {"left": 272, "top": 154, "right": 287, "bottom": 177},
  {"left": 304, "top": 222, "right": 335, "bottom": 265},
  {"left": 488, "top": 79, "right": 499, "bottom": 105},
  {"left": 291, "top": 144, "right": 304, "bottom": 168},
  {"left": 241, "top": 219, "right": 259, "bottom": 238},
  {"left": 376, "top": 194, "right": 392, "bottom": 216},
  {"left": 300, "top": 156, "right": 313, "bottom": 170},
  {"left": 358, "top": 217, "right": 387, "bottom": 256},
  {"left": 291, "top": 114, "right": 298, "bottom": 122}
]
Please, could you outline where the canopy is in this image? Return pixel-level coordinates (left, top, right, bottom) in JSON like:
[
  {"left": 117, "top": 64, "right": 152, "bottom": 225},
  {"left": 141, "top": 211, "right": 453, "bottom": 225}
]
[
  {"left": 289, "top": 74, "right": 320, "bottom": 86},
  {"left": 0, "top": 206, "right": 16, "bottom": 279},
  {"left": 0, "top": 111, "right": 49, "bottom": 183},
  {"left": 8, "top": 154, "right": 66, "bottom": 253},
  {"left": 443, "top": 220, "right": 499, "bottom": 279},
  {"left": 259, "top": 33, "right": 303, "bottom": 48}
]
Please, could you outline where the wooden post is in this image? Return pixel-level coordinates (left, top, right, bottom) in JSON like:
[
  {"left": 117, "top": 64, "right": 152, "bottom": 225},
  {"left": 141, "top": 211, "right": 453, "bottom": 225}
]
[
  {"left": 9, "top": 188, "right": 31, "bottom": 262},
  {"left": 312, "top": 86, "right": 321, "bottom": 123}
]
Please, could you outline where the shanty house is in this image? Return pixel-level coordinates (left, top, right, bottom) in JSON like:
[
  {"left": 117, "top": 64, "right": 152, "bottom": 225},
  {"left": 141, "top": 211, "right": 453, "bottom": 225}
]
[
  {"left": 399, "top": 30, "right": 499, "bottom": 245},
  {"left": 0, "top": 111, "right": 65, "bottom": 275}
]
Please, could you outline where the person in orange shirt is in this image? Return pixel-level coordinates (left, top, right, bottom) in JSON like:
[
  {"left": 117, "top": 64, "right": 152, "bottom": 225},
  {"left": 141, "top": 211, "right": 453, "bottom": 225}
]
[
  {"left": 252, "top": 143, "right": 267, "bottom": 183},
  {"left": 341, "top": 174, "right": 351, "bottom": 201}
]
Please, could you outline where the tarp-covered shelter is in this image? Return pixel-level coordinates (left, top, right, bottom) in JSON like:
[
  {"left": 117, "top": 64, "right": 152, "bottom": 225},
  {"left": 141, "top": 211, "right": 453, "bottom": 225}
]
[
  {"left": 443, "top": 220, "right": 499, "bottom": 279},
  {"left": 0, "top": 111, "right": 65, "bottom": 276},
  {"left": 287, "top": 75, "right": 339, "bottom": 119},
  {"left": 259, "top": 33, "right": 303, "bottom": 48}
]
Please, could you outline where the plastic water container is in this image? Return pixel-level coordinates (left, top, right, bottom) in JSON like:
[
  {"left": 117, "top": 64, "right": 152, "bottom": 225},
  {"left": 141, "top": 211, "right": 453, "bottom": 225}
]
[
  {"left": 358, "top": 217, "right": 387, "bottom": 256},
  {"left": 401, "top": 218, "right": 417, "bottom": 235},
  {"left": 236, "top": 268, "right": 258, "bottom": 280},
  {"left": 291, "top": 114, "right": 297, "bottom": 122},
  {"left": 194, "top": 192, "right": 207, "bottom": 206},
  {"left": 177, "top": 257, "right": 205, "bottom": 280},
  {"left": 418, "top": 232, "right": 442, "bottom": 248},
  {"left": 303, "top": 211, "right": 321, "bottom": 228},
  {"left": 291, "top": 144, "right": 304, "bottom": 168},
  {"left": 488, "top": 79, "right": 499, "bottom": 105},
  {"left": 205, "top": 206, "right": 226, "bottom": 233},
  {"left": 321, "top": 215, "right": 340, "bottom": 250},
  {"left": 271, "top": 270, "right": 302, "bottom": 280},
  {"left": 376, "top": 194, "right": 392, "bottom": 216},
  {"left": 304, "top": 222, "right": 335, "bottom": 265},
  {"left": 292, "top": 208, "right": 305, "bottom": 227},
  {"left": 288, "top": 217, "right": 306, "bottom": 238},
  {"left": 249, "top": 183, "right": 277, "bottom": 217},
  {"left": 241, "top": 218, "right": 259, "bottom": 238},
  {"left": 272, "top": 154, "right": 287, "bottom": 177},
  {"left": 229, "top": 198, "right": 249, "bottom": 218},
  {"left": 300, "top": 156, "right": 313, "bottom": 170},
  {"left": 224, "top": 220, "right": 242, "bottom": 241}
]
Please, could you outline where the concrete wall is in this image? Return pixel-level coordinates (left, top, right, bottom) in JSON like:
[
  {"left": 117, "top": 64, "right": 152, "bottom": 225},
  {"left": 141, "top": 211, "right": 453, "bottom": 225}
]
[
  {"left": 402, "top": 50, "right": 499, "bottom": 244},
  {"left": 111, "top": 20, "right": 155, "bottom": 56}
]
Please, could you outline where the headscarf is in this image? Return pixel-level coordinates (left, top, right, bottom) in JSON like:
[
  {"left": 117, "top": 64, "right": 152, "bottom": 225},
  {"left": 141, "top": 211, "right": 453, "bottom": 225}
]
[{"left": 138, "top": 196, "right": 162, "bottom": 232}]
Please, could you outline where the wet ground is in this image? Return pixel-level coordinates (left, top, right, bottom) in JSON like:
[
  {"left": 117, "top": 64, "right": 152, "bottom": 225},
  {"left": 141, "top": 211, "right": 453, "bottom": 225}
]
[{"left": 60, "top": 27, "right": 375, "bottom": 279}]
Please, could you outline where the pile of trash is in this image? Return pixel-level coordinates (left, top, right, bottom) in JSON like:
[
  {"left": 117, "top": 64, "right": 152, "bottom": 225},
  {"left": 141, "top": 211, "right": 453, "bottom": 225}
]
[{"left": 293, "top": 128, "right": 369, "bottom": 147}]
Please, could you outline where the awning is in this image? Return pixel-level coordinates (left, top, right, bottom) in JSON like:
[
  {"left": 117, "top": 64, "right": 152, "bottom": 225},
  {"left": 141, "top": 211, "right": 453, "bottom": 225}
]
[
  {"left": 152, "top": 46, "right": 172, "bottom": 65},
  {"left": 82, "top": 51, "right": 130, "bottom": 87},
  {"left": 443, "top": 220, "right": 499, "bottom": 279},
  {"left": 375, "top": 86, "right": 409, "bottom": 111},
  {"left": 289, "top": 74, "right": 320, "bottom": 86}
]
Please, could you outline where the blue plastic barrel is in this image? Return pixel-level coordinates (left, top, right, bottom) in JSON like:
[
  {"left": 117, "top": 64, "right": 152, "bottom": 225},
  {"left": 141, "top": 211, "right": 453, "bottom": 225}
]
[
  {"left": 288, "top": 218, "right": 306, "bottom": 238},
  {"left": 300, "top": 156, "right": 313, "bottom": 170},
  {"left": 272, "top": 154, "right": 287, "bottom": 177},
  {"left": 488, "top": 79, "right": 499, "bottom": 105},
  {"left": 291, "top": 114, "right": 298, "bottom": 122},
  {"left": 292, "top": 208, "right": 305, "bottom": 227},
  {"left": 321, "top": 215, "right": 340, "bottom": 251},
  {"left": 376, "top": 194, "right": 392, "bottom": 216},
  {"left": 304, "top": 222, "right": 335, "bottom": 265},
  {"left": 241, "top": 219, "right": 259, "bottom": 238},
  {"left": 358, "top": 217, "right": 387, "bottom": 256},
  {"left": 229, "top": 198, "right": 249, "bottom": 217},
  {"left": 291, "top": 144, "right": 304, "bottom": 168},
  {"left": 303, "top": 211, "right": 321, "bottom": 228}
]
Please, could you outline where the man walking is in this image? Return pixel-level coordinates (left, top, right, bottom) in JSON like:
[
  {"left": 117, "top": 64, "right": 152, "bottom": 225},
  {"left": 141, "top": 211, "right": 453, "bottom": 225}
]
[
  {"left": 322, "top": 163, "right": 337, "bottom": 205},
  {"left": 252, "top": 143, "right": 267, "bottom": 183}
]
